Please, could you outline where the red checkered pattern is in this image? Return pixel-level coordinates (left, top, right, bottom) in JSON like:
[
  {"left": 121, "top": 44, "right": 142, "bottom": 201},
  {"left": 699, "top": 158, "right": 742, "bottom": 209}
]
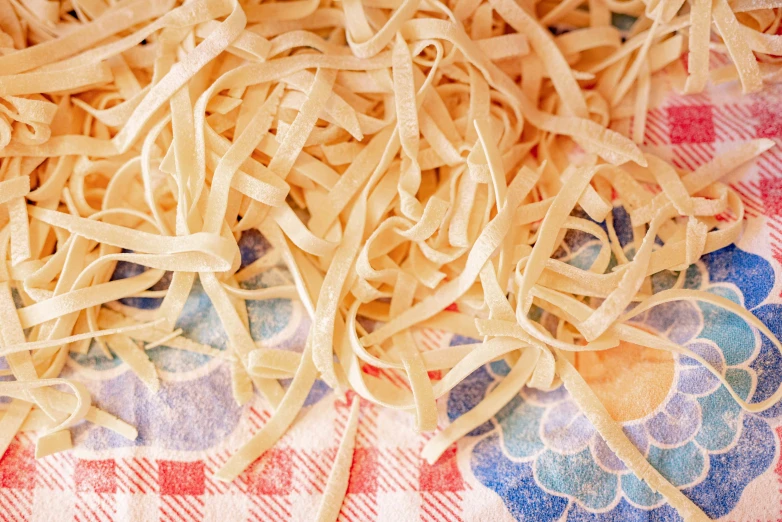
[
  {"left": 631, "top": 66, "right": 782, "bottom": 267},
  {"left": 4, "top": 60, "right": 782, "bottom": 522},
  {"left": 0, "top": 383, "right": 476, "bottom": 522}
]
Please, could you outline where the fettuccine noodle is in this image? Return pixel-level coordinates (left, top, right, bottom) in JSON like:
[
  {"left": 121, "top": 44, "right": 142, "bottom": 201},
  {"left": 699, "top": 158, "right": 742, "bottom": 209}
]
[{"left": 0, "top": 0, "right": 780, "bottom": 520}]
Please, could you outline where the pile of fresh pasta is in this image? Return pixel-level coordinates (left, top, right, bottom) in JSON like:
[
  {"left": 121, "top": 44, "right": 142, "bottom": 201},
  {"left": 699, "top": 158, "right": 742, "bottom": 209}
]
[{"left": 1, "top": 0, "right": 782, "bottom": 520}]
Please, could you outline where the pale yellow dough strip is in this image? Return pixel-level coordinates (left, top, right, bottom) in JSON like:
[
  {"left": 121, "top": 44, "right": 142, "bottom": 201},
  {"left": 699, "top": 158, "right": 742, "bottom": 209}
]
[
  {"left": 557, "top": 356, "right": 709, "bottom": 522},
  {"left": 314, "top": 399, "right": 361, "bottom": 522}
]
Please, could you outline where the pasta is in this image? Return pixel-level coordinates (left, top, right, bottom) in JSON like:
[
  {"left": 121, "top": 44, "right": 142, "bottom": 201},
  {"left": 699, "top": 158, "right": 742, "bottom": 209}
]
[{"left": 1, "top": 0, "right": 781, "bottom": 520}]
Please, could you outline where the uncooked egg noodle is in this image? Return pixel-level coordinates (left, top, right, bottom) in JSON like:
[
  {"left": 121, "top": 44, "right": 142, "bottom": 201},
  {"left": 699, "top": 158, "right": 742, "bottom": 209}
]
[{"left": 0, "top": 0, "right": 781, "bottom": 520}]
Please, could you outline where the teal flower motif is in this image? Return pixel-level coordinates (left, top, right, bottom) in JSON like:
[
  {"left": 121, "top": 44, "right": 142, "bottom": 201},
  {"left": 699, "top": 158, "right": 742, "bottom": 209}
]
[
  {"left": 451, "top": 208, "right": 780, "bottom": 520},
  {"left": 537, "top": 448, "right": 619, "bottom": 510},
  {"left": 68, "top": 230, "right": 328, "bottom": 452}
]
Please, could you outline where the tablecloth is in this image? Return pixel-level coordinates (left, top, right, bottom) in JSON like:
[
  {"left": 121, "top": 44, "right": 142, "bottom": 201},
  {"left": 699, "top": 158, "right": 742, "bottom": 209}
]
[{"left": 2, "top": 58, "right": 782, "bottom": 522}]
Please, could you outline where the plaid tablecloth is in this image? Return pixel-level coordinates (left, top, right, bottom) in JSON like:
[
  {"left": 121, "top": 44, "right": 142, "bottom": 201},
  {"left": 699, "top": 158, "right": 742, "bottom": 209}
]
[{"left": 2, "top": 59, "right": 782, "bottom": 522}]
